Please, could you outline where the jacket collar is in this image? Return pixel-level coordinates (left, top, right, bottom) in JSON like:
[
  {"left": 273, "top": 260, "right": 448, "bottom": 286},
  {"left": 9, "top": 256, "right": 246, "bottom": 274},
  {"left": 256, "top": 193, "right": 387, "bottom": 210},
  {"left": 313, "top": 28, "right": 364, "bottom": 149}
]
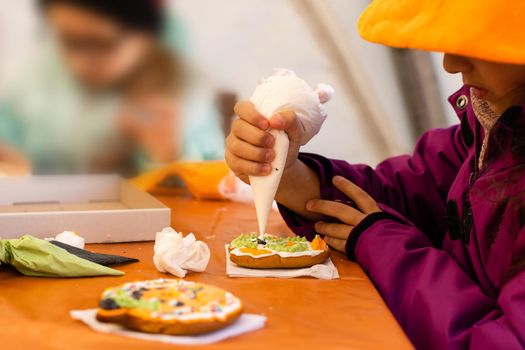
[
  {"left": 448, "top": 85, "right": 525, "bottom": 129},
  {"left": 448, "top": 85, "right": 472, "bottom": 119},
  {"left": 448, "top": 85, "right": 525, "bottom": 169}
]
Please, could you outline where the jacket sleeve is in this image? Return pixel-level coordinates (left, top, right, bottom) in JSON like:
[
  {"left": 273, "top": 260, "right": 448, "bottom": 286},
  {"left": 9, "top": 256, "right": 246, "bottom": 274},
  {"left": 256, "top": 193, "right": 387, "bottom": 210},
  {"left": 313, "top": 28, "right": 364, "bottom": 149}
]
[
  {"left": 347, "top": 207, "right": 525, "bottom": 350},
  {"left": 279, "top": 124, "right": 469, "bottom": 245}
]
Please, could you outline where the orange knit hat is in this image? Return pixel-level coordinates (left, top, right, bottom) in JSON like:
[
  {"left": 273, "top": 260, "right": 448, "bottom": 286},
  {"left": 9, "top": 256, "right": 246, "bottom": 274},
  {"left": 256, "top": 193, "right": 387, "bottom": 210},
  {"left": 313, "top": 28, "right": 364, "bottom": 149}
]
[{"left": 358, "top": 0, "right": 525, "bottom": 64}]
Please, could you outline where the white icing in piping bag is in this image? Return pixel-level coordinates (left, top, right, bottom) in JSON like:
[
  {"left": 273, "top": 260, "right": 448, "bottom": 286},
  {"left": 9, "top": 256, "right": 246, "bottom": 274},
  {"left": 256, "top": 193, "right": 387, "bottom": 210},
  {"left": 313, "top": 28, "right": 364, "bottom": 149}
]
[
  {"left": 248, "top": 69, "right": 334, "bottom": 239},
  {"left": 249, "top": 129, "right": 289, "bottom": 239}
]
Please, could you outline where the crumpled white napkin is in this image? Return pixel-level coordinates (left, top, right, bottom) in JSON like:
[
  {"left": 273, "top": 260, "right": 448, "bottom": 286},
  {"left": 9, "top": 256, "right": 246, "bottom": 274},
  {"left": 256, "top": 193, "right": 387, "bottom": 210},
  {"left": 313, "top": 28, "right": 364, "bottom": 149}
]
[
  {"left": 70, "top": 309, "right": 266, "bottom": 345},
  {"left": 217, "top": 172, "right": 279, "bottom": 210},
  {"left": 45, "top": 231, "right": 85, "bottom": 249},
  {"left": 153, "top": 228, "right": 210, "bottom": 278},
  {"left": 217, "top": 172, "right": 254, "bottom": 204},
  {"left": 225, "top": 245, "right": 339, "bottom": 280}
]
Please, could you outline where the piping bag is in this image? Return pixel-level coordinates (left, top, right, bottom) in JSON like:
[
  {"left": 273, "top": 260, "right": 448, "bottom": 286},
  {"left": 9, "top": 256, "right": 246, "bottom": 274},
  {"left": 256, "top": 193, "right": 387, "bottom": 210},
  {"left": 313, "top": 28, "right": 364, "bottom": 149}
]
[
  {"left": 248, "top": 69, "right": 334, "bottom": 239},
  {"left": 0, "top": 235, "right": 124, "bottom": 277}
]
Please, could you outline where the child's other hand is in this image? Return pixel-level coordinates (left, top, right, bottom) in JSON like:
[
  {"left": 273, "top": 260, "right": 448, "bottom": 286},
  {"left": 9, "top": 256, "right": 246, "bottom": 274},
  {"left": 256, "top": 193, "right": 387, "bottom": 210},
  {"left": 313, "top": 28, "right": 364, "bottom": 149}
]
[
  {"left": 118, "top": 95, "right": 182, "bottom": 163},
  {"left": 0, "top": 144, "right": 31, "bottom": 176},
  {"left": 225, "top": 101, "right": 303, "bottom": 183},
  {"left": 307, "top": 176, "right": 381, "bottom": 253}
]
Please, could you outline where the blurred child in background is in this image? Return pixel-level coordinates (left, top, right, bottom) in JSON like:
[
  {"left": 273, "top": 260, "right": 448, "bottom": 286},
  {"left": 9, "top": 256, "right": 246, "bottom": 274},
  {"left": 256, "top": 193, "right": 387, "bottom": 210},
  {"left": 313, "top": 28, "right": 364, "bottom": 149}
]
[{"left": 0, "top": 0, "right": 224, "bottom": 176}]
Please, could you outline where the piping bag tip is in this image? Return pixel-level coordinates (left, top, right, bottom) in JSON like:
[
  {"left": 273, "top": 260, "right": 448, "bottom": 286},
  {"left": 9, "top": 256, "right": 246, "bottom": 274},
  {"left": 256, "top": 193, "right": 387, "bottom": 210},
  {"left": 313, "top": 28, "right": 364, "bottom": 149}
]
[{"left": 250, "top": 174, "right": 276, "bottom": 242}]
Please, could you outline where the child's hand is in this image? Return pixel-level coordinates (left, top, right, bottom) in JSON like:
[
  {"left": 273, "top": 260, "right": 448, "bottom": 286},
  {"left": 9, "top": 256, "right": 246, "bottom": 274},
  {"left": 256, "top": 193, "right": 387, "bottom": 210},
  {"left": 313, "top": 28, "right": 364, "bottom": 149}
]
[
  {"left": 0, "top": 144, "right": 31, "bottom": 176},
  {"left": 307, "top": 176, "right": 381, "bottom": 252},
  {"left": 118, "top": 95, "right": 182, "bottom": 163},
  {"left": 225, "top": 101, "right": 304, "bottom": 183}
]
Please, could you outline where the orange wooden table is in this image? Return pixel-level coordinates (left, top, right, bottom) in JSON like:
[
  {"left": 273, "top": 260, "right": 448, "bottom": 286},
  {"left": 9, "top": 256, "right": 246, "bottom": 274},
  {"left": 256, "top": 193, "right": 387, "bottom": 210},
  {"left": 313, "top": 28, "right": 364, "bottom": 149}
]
[{"left": 0, "top": 195, "right": 413, "bottom": 350}]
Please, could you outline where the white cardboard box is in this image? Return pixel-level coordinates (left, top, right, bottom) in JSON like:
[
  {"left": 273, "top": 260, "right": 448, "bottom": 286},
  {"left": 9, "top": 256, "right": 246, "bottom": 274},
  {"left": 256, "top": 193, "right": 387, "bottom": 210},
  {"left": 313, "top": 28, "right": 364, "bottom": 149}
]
[{"left": 0, "top": 175, "right": 171, "bottom": 243}]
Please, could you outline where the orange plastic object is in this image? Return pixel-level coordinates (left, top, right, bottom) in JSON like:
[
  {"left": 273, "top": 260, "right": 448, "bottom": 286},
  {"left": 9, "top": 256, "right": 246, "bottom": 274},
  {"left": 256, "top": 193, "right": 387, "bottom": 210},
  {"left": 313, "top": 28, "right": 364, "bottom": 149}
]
[
  {"left": 0, "top": 196, "right": 413, "bottom": 350},
  {"left": 131, "top": 160, "right": 230, "bottom": 200},
  {"left": 358, "top": 0, "right": 525, "bottom": 64}
]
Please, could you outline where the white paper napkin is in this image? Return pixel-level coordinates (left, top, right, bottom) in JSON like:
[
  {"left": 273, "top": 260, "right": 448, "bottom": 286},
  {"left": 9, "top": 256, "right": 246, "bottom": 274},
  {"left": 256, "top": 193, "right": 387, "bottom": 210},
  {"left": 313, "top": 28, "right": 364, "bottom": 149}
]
[
  {"left": 153, "top": 228, "right": 210, "bottom": 278},
  {"left": 225, "top": 245, "right": 339, "bottom": 280},
  {"left": 71, "top": 309, "right": 266, "bottom": 345}
]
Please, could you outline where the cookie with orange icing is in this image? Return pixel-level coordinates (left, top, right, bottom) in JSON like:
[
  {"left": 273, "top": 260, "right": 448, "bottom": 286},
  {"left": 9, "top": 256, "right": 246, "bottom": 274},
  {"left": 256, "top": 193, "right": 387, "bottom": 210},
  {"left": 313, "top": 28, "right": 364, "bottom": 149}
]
[
  {"left": 96, "top": 279, "right": 243, "bottom": 335},
  {"left": 228, "top": 234, "right": 330, "bottom": 269}
]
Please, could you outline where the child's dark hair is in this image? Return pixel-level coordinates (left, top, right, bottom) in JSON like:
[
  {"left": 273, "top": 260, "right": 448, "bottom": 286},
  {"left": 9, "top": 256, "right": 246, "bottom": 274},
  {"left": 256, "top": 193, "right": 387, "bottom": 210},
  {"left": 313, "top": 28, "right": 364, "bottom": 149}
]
[{"left": 39, "top": 0, "right": 165, "bottom": 35}]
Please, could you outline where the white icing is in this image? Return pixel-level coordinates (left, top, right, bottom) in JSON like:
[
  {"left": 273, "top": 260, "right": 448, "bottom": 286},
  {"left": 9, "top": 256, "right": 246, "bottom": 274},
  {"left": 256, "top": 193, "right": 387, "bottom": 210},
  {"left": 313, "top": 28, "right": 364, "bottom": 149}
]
[
  {"left": 249, "top": 129, "right": 288, "bottom": 237},
  {"left": 230, "top": 242, "right": 325, "bottom": 259},
  {"left": 54, "top": 231, "right": 85, "bottom": 249}
]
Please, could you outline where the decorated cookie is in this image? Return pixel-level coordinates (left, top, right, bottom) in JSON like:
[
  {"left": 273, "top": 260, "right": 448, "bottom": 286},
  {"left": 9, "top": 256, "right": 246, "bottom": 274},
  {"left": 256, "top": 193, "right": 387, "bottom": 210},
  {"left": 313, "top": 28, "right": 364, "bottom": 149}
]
[
  {"left": 229, "top": 234, "right": 330, "bottom": 269},
  {"left": 96, "top": 279, "right": 243, "bottom": 335}
]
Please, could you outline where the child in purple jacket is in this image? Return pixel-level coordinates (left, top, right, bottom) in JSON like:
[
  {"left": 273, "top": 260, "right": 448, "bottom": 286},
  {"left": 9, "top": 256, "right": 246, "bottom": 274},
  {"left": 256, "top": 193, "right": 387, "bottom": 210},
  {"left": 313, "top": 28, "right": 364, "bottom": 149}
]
[{"left": 226, "top": 1, "right": 525, "bottom": 349}]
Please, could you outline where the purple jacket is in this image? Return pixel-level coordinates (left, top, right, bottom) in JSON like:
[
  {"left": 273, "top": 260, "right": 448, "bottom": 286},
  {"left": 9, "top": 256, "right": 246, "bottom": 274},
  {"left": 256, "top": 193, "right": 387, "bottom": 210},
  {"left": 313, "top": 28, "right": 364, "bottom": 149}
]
[{"left": 280, "top": 85, "right": 525, "bottom": 349}]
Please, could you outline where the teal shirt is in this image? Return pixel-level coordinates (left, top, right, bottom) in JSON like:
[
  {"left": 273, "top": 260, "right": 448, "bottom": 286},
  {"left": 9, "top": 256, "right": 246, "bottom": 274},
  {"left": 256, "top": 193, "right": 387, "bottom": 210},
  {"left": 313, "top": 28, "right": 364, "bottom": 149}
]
[{"left": 0, "top": 22, "right": 224, "bottom": 174}]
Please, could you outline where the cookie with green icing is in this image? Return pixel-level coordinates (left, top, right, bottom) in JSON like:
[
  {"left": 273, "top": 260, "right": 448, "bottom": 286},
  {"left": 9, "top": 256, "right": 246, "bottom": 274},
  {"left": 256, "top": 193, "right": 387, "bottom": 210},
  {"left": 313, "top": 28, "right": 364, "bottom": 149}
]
[
  {"left": 228, "top": 234, "right": 331, "bottom": 269},
  {"left": 96, "top": 279, "right": 243, "bottom": 335}
]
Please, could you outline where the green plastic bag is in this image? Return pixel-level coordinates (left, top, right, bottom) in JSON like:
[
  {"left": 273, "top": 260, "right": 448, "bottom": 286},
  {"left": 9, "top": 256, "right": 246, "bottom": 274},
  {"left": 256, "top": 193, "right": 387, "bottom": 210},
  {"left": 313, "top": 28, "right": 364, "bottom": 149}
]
[{"left": 0, "top": 235, "right": 124, "bottom": 277}]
